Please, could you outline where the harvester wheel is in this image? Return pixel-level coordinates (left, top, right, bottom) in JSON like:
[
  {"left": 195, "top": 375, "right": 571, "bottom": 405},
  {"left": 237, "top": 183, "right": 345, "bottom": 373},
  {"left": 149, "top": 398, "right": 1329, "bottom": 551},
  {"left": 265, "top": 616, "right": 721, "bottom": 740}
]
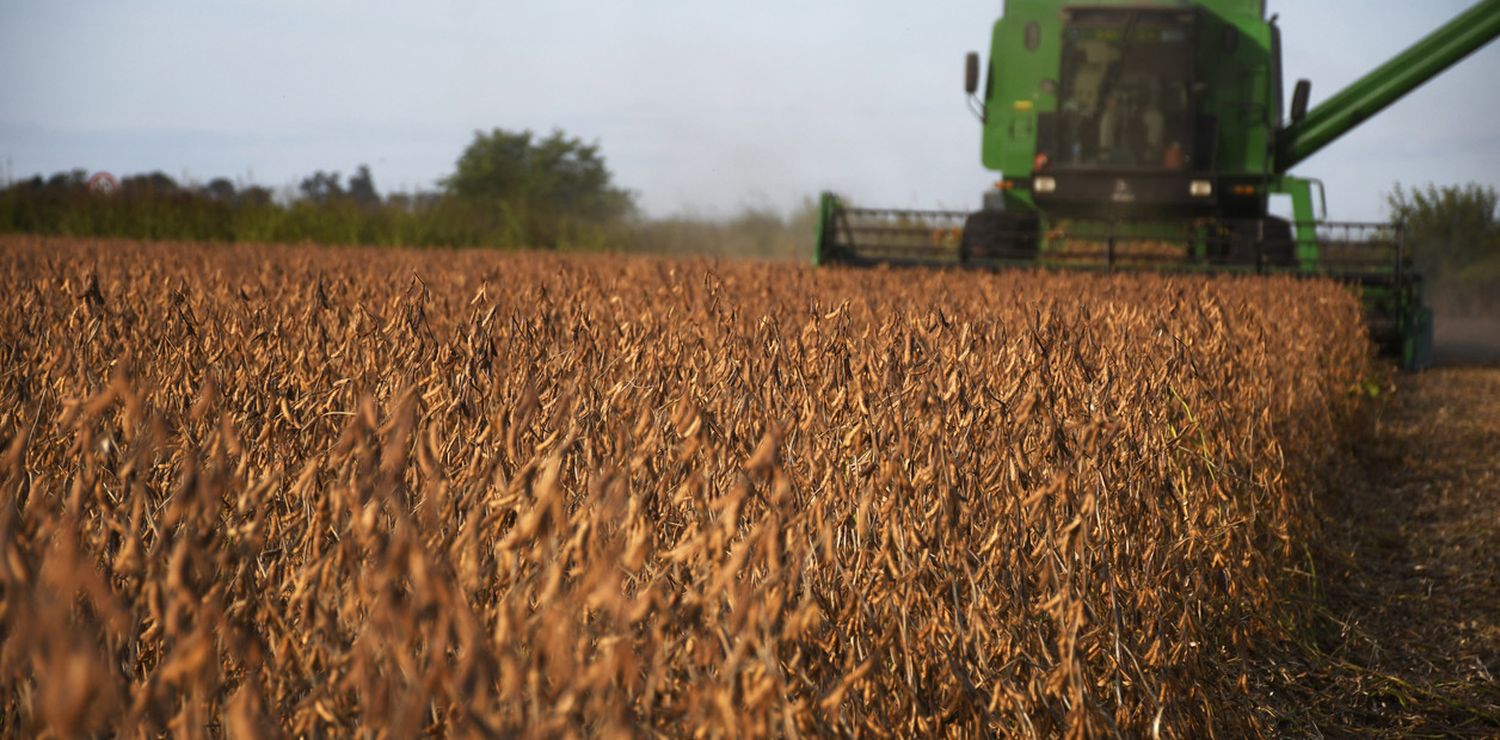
[
  {"left": 1261, "top": 218, "right": 1297, "bottom": 266},
  {"left": 960, "top": 210, "right": 1039, "bottom": 262},
  {"left": 1226, "top": 218, "right": 1296, "bottom": 268}
]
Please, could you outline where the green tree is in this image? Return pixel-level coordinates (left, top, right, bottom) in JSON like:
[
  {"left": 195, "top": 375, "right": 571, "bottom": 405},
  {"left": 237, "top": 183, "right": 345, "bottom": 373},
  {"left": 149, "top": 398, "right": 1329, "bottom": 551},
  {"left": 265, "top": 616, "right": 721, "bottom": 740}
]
[
  {"left": 347, "top": 165, "right": 380, "bottom": 208},
  {"left": 202, "top": 177, "right": 237, "bottom": 202},
  {"left": 1388, "top": 182, "right": 1498, "bottom": 273},
  {"left": 1388, "top": 182, "right": 1500, "bottom": 311},
  {"left": 443, "top": 128, "right": 635, "bottom": 223},
  {"left": 299, "top": 171, "right": 345, "bottom": 204}
]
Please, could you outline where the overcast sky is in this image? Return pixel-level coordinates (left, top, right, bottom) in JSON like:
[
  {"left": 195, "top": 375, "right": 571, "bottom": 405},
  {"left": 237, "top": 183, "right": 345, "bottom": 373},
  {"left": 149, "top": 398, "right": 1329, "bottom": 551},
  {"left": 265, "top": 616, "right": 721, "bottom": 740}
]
[{"left": 2, "top": 1, "right": 1496, "bottom": 221}]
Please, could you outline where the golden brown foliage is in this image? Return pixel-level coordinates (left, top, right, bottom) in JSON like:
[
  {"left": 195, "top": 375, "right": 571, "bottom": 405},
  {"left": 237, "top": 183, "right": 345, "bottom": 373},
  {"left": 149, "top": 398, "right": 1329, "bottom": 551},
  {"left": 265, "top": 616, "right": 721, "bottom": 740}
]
[{"left": 0, "top": 236, "right": 1370, "bottom": 736}]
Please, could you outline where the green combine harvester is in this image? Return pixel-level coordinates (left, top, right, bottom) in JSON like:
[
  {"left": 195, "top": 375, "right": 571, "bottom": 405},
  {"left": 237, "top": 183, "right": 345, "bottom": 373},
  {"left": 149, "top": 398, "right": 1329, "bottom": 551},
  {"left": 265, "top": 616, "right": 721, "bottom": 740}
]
[{"left": 816, "top": 0, "right": 1500, "bottom": 369}]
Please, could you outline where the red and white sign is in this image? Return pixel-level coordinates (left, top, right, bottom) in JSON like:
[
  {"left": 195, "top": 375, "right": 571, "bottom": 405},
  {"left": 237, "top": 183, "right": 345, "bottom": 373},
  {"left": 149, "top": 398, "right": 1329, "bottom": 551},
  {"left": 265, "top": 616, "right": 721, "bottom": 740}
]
[{"left": 88, "top": 171, "right": 119, "bottom": 195}]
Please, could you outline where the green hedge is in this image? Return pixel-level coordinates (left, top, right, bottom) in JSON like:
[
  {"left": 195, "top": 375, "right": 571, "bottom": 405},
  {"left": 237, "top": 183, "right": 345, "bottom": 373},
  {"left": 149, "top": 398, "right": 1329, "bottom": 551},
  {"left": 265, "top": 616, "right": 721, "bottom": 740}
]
[{"left": 0, "top": 185, "right": 623, "bottom": 251}]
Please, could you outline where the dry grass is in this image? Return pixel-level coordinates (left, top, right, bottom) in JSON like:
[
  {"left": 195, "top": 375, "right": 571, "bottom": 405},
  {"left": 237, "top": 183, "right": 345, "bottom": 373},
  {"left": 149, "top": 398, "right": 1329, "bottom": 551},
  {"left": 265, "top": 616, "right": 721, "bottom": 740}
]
[
  {"left": 1287, "top": 367, "right": 1500, "bottom": 736},
  {"left": 0, "top": 235, "right": 1373, "bottom": 736}
]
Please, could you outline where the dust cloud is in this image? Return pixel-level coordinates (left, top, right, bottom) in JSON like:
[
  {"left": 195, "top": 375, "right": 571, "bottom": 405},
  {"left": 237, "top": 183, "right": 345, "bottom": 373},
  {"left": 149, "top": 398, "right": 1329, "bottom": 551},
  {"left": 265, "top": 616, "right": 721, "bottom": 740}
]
[
  {"left": 1428, "top": 281, "right": 1500, "bottom": 366},
  {"left": 1432, "top": 313, "right": 1500, "bottom": 367}
]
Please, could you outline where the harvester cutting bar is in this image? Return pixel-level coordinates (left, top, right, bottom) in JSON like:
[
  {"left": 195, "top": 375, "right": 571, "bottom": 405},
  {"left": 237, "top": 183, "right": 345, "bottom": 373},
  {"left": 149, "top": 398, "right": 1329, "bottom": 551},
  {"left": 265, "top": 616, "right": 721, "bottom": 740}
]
[
  {"left": 1305, "top": 222, "right": 1408, "bottom": 277},
  {"left": 1026, "top": 218, "right": 1424, "bottom": 359},
  {"left": 817, "top": 193, "right": 1428, "bottom": 363},
  {"left": 820, "top": 202, "right": 1410, "bottom": 277},
  {"left": 817, "top": 204, "right": 967, "bottom": 266},
  {"left": 814, "top": 195, "right": 1038, "bottom": 267}
]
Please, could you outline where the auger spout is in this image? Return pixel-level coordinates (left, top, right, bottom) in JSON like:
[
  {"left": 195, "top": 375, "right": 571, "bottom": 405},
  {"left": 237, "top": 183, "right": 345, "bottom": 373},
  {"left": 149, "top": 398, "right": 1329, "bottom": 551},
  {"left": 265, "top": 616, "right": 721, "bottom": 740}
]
[{"left": 1275, "top": 0, "right": 1500, "bottom": 172}]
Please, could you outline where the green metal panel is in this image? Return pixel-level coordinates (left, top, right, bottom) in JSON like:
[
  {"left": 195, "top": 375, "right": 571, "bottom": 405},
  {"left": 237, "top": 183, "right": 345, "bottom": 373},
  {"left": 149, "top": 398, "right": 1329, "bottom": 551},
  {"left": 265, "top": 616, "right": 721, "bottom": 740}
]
[
  {"left": 813, "top": 192, "right": 837, "bottom": 266},
  {"left": 981, "top": 1, "right": 1063, "bottom": 175},
  {"left": 982, "top": 0, "right": 1283, "bottom": 190},
  {"left": 1192, "top": 3, "right": 1276, "bottom": 177},
  {"left": 1276, "top": 0, "right": 1500, "bottom": 171},
  {"left": 1270, "top": 175, "right": 1319, "bottom": 268}
]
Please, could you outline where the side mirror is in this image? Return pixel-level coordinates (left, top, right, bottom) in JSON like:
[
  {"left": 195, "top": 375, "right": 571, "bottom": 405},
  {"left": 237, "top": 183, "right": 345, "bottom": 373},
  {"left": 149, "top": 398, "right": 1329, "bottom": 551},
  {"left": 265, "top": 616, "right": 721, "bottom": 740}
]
[
  {"left": 1290, "top": 79, "right": 1311, "bottom": 123},
  {"left": 965, "top": 52, "right": 980, "bottom": 95}
]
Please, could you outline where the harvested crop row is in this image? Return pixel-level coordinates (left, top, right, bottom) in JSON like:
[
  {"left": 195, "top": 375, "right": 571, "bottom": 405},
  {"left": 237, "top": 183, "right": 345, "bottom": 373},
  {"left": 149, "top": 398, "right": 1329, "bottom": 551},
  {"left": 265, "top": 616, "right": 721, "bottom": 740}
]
[{"left": 0, "top": 236, "right": 1370, "bottom": 736}]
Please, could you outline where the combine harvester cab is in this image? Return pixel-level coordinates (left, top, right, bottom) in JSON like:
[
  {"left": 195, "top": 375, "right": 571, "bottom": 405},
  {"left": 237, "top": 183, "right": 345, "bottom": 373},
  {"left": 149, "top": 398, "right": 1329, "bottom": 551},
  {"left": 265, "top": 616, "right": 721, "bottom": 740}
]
[{"left": 816, "top": 0, "right": 1500, "bottom": 370}]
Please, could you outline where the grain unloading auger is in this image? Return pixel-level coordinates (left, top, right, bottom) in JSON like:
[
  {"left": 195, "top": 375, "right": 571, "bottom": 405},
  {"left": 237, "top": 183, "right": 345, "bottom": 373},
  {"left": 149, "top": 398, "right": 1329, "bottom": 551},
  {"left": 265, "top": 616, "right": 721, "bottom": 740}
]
[{"left": 816, "top": 0, "right": 1500, "bottom": 369}]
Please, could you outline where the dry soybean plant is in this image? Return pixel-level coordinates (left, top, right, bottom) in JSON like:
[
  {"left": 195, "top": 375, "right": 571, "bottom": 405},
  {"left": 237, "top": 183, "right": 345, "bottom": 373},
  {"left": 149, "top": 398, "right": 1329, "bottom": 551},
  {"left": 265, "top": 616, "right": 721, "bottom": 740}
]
[{"left": 0, "top": 236, "right": 1370, "bottom": 736}]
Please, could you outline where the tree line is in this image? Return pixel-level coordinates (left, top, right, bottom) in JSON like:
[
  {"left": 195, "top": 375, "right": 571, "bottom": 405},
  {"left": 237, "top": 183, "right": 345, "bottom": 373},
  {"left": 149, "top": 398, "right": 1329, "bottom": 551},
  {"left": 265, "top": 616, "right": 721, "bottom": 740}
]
[
  {"left": 1388, "top": 183, "right": 1500, "bottom": 314},
  {"left": 0, "top": 129, "right": 638, "bottom": 250}
]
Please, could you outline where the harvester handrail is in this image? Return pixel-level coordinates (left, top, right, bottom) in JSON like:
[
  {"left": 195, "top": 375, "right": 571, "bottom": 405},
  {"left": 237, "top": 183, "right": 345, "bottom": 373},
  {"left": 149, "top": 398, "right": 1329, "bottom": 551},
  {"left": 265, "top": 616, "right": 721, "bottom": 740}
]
[{"left": 834, "top": 205, "right": 975, "bottom": 219}]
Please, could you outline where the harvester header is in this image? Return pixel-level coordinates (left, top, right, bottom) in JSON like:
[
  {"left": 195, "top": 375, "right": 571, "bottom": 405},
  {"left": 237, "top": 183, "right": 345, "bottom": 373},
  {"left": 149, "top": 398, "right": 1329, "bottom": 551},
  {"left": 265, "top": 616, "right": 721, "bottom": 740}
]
[{"left": 816, "top": 0, "right": 1500, "bottom": 369}]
